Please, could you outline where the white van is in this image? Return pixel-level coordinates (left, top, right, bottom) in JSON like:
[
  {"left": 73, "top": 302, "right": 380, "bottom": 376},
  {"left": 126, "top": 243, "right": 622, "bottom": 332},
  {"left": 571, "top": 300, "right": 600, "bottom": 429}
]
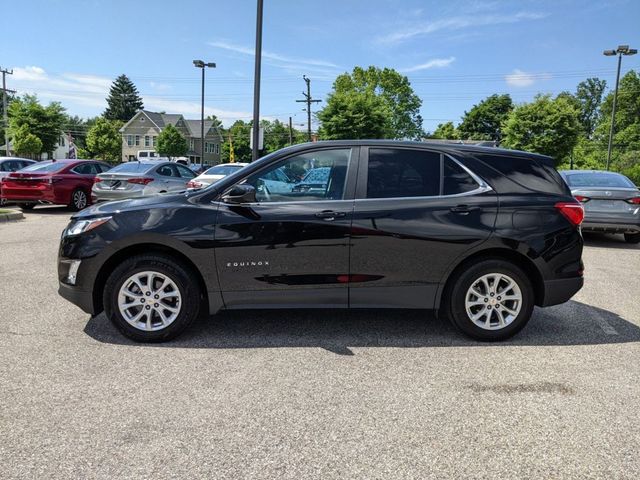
[{"left": 136, "top": 150, "right": 170, "bottom": 161}]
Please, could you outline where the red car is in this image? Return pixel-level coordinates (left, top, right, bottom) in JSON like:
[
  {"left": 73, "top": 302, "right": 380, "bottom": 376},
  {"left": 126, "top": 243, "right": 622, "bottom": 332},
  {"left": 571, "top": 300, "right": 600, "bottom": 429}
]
[{"left": 0, "top": 159, "right": 112, "bottom": 210}]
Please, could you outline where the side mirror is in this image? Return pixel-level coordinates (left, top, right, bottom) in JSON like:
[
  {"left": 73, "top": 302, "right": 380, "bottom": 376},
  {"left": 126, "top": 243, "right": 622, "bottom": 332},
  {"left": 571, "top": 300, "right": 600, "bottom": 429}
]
[{"left": 222, "top": 184, "right": 256, "bottom": 204}]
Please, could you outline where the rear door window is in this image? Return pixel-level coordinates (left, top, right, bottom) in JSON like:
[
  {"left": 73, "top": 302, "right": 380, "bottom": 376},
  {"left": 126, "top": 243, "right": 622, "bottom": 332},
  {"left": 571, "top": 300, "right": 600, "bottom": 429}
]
[
  {"left": 366, "top": 148, "right": 440, "bottom": 199},
  {"left": 176, "top": 164, "right": 196, "bottom": 178}
]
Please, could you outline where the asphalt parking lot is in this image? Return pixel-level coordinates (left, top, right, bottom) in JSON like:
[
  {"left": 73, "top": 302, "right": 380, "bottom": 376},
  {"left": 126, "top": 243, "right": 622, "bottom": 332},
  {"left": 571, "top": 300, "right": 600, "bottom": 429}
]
[{"left": 1, "top": 206, "right": 639, "bottom": 479}]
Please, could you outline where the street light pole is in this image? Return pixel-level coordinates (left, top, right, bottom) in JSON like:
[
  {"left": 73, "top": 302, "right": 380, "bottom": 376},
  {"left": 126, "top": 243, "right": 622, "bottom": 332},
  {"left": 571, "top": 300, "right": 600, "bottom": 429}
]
[
  {"left": 193, "top": 60, "right": 216, "bottom": 165},
  {"left": 252, "top": 0, "right": 264, "bottom": 162},
  {"left": 603, "top": 45, "right": 637, "bottom": 171}
]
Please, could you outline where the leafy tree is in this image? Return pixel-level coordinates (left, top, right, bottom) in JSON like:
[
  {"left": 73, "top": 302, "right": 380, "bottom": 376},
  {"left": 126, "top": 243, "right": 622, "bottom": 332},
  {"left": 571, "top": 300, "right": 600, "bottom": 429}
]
[
  {"left": 458, "top": 94, "right": 513, "bottom": 142},
  {"left": 8, "top": 94, "right": 66, "bottom": 156},
  {"left": 261, "top": 119, "right": 305, "bottom": 154},
  {"left": 575, "top": 78, "right": 607, "bottom": 137},
  {"left": 319, "top": 66, "right": 422, "bottom": 139},
  {"left": 221, "top": 120, "right": 252, "bottom": 162},
  {"left": 156, "top": 124, "right": 188, "bottom": 159},
  {"left": 103, "top": 74, "right": 144, "bottom": 122},
  {"left": 502, "top": 94, "right": 581, "bottom": 164},
  {"left": 318, "top": 90, "right": 393, "bottom": 139},
  {"left": 86, "top": 118, "right": 123, "bottom": 161},
  {"left": 12, "top": 125, "right": 42, "bottom": 157},
  {"left": 0, "top": 91, "right": 15, "bottom": 152},
  {"left": 430, "top": 121, "right": 460, "bottom": 140},
  {"left": 62, "top": 115, "right": 97, "bottom": 151},
  {"left": 206, "top": 114, "right": 224, "bottom": 131}
]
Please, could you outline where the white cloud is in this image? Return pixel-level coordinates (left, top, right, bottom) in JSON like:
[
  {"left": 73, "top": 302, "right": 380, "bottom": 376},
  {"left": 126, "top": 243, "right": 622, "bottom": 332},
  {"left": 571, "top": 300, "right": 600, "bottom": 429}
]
[
  {"left": 378, "top": 12, "right": 547, "bottom": 44},
  {"left": 505, "top": 69, "right": 552, "bottom": 87},
  {"left": 9, "top": 65, "right": 252, "bottom": 126},
  {"left": 400, "top": 57, "right": 456, "bottom": 73},
  {"left": 208, "top": 40, "right": 341, "bottom": 72}
]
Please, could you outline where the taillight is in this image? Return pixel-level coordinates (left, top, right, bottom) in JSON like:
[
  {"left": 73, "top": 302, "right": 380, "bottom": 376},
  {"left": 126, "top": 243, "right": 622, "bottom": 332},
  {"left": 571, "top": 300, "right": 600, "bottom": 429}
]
[
  {"left": 93, "top": 177, "right": 103, "bottom": 184},
  {"left": 625, "top": 197, "right": 640, "bottom": 205},
  {"left": 127, "top": 177, "right": 154, "bottom": 185},
  {"left": 555, "top": 201, "right": 584, "bottom": 226},
  {"left": 187, "top": 180, "right": 204, "bottom": 189},
  {"left": 574, "top": 195, "right": 590, "bottom": 203},
  {"left": 47, "top": 176, "right": 63, "bottom": 184}
]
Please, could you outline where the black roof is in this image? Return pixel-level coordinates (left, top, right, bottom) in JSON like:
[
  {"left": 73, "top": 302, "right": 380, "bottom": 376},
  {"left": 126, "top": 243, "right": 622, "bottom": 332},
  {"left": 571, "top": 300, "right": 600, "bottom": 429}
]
[{"left": 285, "top": 140, "right": 553, "bottom": 161}]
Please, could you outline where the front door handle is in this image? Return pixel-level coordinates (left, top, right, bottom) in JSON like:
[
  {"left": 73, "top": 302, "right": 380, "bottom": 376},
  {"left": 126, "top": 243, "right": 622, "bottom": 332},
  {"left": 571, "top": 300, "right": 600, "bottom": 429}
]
[
  {"left": 450, "top": 204, "right": 480, "bottom": 215},
  {"left": 315, "top": 210, "right": 346, "bottom": 221}
]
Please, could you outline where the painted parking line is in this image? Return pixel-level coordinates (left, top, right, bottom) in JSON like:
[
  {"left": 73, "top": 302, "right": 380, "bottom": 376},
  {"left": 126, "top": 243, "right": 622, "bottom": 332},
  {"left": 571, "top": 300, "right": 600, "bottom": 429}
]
[{"left": 594, "top": 316, "right": 619, "bottom": 335}]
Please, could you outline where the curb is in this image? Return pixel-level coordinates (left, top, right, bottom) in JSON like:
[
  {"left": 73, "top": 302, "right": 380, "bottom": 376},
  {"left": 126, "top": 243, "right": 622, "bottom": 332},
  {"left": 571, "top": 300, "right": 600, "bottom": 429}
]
[{"left": 0, "top": 210, "right": 25, "bottom": 222}]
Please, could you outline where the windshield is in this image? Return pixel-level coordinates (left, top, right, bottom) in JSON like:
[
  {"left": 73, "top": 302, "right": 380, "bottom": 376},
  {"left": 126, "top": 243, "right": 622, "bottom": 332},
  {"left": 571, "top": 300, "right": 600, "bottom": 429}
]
[
  {"left": 20, "top": 161, "right": 68, "bottom": 173},
  {"left": 564, "top": 172, "right": 635, "bottom": 188},
  {"left": 204, "top": 165, "right": 243, "bottom": 176},
  {"left": 108, "top": 162, "right": 155, "bottom": 174},
  {"left": 302, "top": 167, "right": 330, "bottom": 183}
]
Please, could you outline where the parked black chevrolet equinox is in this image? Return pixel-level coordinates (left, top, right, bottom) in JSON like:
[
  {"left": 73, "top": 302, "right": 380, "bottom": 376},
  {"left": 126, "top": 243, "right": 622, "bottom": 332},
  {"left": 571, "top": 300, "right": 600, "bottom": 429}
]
[{"left": 58, "top": 141, "right": 585, "bottom": 342}]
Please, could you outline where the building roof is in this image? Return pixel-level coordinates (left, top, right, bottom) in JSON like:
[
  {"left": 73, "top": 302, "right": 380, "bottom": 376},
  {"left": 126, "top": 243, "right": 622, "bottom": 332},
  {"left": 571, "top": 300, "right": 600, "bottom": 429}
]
[{"left": 120, "top": 110, "right": 223, "bottom": 142}]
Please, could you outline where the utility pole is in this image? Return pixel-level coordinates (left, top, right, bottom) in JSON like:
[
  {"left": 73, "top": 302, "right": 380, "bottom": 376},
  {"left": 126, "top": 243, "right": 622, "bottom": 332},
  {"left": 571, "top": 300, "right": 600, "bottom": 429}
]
[
  {"left": 1, "top": 67, "right": 15, "bottom": 156},
  {"left": 603, "top": 45, "right": 637, "bottom": 170},
  {"left": 295, "top": 75, "right": 321, "bottom": 141},
  {"left": 288, "top": 116, "right": 293, "bottom": 145},
  {"left": 251, "top": 0, "right": 264, "bottom": 162}
]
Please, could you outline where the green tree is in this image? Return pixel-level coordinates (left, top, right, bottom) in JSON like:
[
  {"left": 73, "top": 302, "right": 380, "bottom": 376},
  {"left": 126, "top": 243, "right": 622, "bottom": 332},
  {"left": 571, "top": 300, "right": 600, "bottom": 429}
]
[
  {"left": 8, "top": 94, "right": 66, "bottom": 156},
  {"left": 260, "top": 119, "right": 305, "bottom": 154},
  {"left": 502, "top": 94, "right": 581, "bottom": 164},
  {"left": 221, "top": 120, "right": 252, "bottom": 162},
  {"left": 430, "top": 121, "right": 459, "bottom": 139},
  {"left": 318, "top": 90, "right": 393, "bottom": 139},
  {"left": 575, "top": 78, "right": 607, "bottom": 137},
  {"left": 0, "top": 91, "right": 15, "bottom": 152},
  {"left": 103, "top": 74, "right": 144, "bottom": 122},
  {"left": 458, "top": 94, "right": 513, "bottom": 142},
  {"left": 12, "top": 125, "right": 42, "bottom": 157},
  {"left": 206, "top": 114, "right": 224, "bottom": 131},
  {"left": 86, "top": 118, "right": 123, "bottom": 161},
  {"left": 319, "top": 66, "right": 423, "bottom": 139},
  {"left": 156, "top": 124, "right": 188, "bottom": 159}
]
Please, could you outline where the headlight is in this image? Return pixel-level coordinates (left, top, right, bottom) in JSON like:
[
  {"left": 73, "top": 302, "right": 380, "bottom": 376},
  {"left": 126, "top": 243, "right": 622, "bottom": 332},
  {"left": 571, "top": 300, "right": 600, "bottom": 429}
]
[{"left": 65, "top": 216, "right": 112, "bottom": 236}]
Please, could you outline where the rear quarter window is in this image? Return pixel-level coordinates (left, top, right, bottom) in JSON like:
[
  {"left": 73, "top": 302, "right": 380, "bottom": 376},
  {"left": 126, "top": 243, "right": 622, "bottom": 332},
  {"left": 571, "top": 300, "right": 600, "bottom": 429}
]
[{"left": 474, "top": 154, "right": 569, "bottom": 195}]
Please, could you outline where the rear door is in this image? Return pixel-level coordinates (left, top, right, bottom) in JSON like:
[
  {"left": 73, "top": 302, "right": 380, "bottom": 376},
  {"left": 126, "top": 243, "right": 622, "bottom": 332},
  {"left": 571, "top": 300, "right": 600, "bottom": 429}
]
[
  {"left": 213, "top": 147, "right": 358, "bottom": 308},
  {"left": 349, "top": 147, "right": 498, "bottom": 308}
]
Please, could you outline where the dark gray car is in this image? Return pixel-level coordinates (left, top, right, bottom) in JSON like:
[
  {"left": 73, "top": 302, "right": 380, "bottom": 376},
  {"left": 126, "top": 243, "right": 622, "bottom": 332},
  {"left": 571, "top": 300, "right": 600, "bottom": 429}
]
[
  {"left": 92, "top": 161, "right": 196, "bottom": 202},
  {"left": 560, "top": 170, "right": 640, "bottom": 243}
]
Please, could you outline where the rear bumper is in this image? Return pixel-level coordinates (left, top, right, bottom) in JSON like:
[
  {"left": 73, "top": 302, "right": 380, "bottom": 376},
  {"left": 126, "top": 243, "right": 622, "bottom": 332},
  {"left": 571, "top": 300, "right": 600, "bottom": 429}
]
[
  {"left": 540, "top": 276, "right": 584, "bottom": 307},
  {"left": 1, "top": 185, "right": 67, "bottom": 204},
  {"left": 582, "top": 220, "right": 640, "bottom": 234}
]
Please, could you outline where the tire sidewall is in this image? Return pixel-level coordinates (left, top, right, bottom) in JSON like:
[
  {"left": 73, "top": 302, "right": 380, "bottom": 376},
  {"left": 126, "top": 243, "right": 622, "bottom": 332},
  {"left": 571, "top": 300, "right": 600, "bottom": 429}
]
[
  {"left": 448, "top": 259, "right": 534, "bottom": 341},
  {"left": 104, "top": 255, "right": 200, "bottom": 342}
]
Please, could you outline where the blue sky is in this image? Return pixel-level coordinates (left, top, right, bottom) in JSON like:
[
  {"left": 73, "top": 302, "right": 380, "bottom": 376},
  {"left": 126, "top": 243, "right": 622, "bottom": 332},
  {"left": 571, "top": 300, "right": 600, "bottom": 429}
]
[{"left": 2, "top": 0, "right": 639, "bottom": 133}]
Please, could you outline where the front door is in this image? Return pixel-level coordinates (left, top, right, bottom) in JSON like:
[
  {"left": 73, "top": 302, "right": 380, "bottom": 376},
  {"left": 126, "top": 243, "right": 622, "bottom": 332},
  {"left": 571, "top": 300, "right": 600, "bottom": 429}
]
[{"left": 213, "top": 147, "right": 358, "bottom": 308}]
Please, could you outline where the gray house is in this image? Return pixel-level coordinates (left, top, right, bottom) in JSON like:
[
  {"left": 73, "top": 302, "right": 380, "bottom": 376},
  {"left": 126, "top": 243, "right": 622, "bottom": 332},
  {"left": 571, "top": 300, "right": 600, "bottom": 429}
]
[{"left": 120, "top": 110, "right": 223, "bottom": 163}]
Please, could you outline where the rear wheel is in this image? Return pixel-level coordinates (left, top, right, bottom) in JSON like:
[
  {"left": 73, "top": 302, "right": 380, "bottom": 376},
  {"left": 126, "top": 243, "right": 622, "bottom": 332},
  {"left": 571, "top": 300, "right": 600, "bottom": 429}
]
[
  {"left": 103, "top": 254, "right": 201, "bottom": 342},
  {"left": 445, "top": 259, "right": 534, "bottom": 341},
  {"left": 624, "top": 233, "right": 640, "bottom": 244},
  {"left": 70, "top": 189, "right": 88, "bottom": 211}
]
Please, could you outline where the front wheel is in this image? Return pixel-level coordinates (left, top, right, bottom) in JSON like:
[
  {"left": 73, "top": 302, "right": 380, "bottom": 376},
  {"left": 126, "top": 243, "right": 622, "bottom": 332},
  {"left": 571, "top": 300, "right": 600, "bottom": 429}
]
[
  {"left": 445, "top": 259, "right": 534, "bottom": 341},
  {"left": 624, "top": 233, "right": 640, "bottom": 244},
  {"left": 103, "top": 254, "right": 201, "bottom": 342}
]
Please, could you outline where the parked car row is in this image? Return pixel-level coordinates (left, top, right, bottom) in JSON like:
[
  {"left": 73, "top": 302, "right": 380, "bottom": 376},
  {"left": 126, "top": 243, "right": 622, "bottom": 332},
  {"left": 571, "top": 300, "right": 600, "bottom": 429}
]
[{"left": 3, "top": 155, "right": 639, "bottom": 247}]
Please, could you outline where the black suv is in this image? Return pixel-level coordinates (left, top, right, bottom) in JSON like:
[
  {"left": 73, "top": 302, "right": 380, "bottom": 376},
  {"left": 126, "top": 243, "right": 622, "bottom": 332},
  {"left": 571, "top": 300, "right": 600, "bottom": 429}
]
[{"left": 58, "top": 141, "right": 584, "bottom": 342}]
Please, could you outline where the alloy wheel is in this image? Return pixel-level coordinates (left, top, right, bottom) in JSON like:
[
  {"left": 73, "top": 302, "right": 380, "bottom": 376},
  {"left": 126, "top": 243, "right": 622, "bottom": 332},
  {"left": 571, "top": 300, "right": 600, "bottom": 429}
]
[
  {"left": 464, "top": 273, "right": 522, "bottom": 330},
  {"left": 117, "top": 271, "right": 182, "bottom": 331},
  {"left": 73, "top": 190, "right": 87, "bottom": 210}
]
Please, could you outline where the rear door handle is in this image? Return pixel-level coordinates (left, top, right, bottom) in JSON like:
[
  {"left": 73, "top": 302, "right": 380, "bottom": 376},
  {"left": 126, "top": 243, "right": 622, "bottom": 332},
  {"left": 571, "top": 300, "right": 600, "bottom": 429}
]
[
  {"left": 315, "top": 210, "right": 346, "bottom": 220},
  {"left": 450, "top": 204, "right": 480, "bottom": 215}
]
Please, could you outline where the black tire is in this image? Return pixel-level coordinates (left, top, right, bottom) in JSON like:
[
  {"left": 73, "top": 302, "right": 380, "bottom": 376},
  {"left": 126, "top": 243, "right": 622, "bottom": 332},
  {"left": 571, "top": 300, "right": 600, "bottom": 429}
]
[
  {"left": 103, "top": 254, "right": 201, "bottom": 342},
  {"left": 69, "top": 188, "right": 88, "bottom": 211},
  {"left": 444, "top": 259, "right": 534, "bottom": 341},
  {"left": 21, "top": 203, "right": 36, "bottom": 210},
  {"left": 624, "top": 233, "right": 640, "bottom": 244}
]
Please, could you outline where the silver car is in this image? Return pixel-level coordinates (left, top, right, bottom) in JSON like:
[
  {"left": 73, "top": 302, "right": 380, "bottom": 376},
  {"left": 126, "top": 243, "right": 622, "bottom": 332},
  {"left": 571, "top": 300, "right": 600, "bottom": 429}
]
[
  {"left": 560, "top": 170, "right": 640, "bottom": 244},
  {"left": 92, "top": 161, "right": 196, "bottom": 202}
]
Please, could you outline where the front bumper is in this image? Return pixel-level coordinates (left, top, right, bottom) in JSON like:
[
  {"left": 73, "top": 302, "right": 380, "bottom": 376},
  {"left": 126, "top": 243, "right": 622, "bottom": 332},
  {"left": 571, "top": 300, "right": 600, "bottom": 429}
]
[
  {"left": 540, "top": 276, "right": 584, "bottom": 307},
  {"left": 58, "top": 282, "right": 95, "bottom": 315}
]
